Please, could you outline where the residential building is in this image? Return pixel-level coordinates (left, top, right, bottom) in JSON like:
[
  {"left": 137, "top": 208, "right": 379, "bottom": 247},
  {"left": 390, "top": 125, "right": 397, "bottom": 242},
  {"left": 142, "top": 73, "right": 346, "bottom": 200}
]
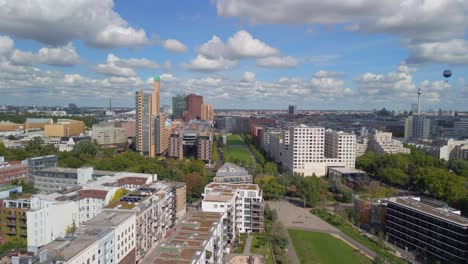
[
  {"left": 201, "top": 104, "right": 214, "bottom": 122},
  {"left": 213, "top": 163, "right": 253, "bottom": 184},
  {"left": 386, "top": 197, "right": 468, "bottom": 264},
  {"left": 356, "top": 138, "right": 369, "bottom": 157},
  {"left": 416, "top": 139, "right": 468, "bottom": 161},
  {"left": 151, "top": 212, "right": 225, "bottom": 264},
  {"left": 202, "top": 183, "right": 264, "bottom": 234},
  {"left": 183, "top": 94, "right": 203, "bottom": 122},
  {"left": 367, "top": 131, "right": 410, "bottom": 155},
  {"left": 42, "top": 225, "right": 113, "bottom": 264},
  {"left": 324, "top": 129, "right": 356, "bottom": 168},
  {"left": 0, "top": 157, "right": 28, "bottom": 185},
  {"left": 135, "top": 76, "right": 170, "bottom": 157},
  {"left": 105, "top": 181, "right": 186, "bottom": 262},
  {"left": 120, "top": 121, "right": 136, "bottom": 138},
  {"left": 168, "top": 121, "right": 213, "bottom": 163},
  {"left": 172, "top": 94, "right": 186, "bottom": 120},
  {"left": 278, "top": 125, "right": 356, "bottom": 176},
  {"left": 72, "top": 210, "right": 136, "bottom": 264},
  {"left": 404, "top": 115, "right": 431, "bottom": 141},
  {"left": 92, "top": 122, "right": 128, "bottom": 146},
  {"left": 44, "top": 119, "right": 85, "bottom": 137},
  {"left": 288, "top": 105, "right": 297, "bottom": 115},
  {"left": 0, "top": 194, "right": 29, "bottom": 244}
]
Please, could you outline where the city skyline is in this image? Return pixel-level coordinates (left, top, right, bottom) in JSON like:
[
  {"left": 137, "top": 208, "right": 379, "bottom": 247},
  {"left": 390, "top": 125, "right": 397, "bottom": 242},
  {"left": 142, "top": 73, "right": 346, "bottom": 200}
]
[{"left": 0, "top": 1, "right": 467, "bottom": 110}]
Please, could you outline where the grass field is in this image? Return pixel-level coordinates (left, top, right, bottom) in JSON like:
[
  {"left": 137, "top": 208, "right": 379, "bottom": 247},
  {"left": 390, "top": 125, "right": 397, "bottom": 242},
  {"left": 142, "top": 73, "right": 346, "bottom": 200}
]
[
  {"left": 227, "top": 134, "right": 244, "bottom": 145},
  {"left": 288, "top": 229, "right": 372, "bottom": 264},
  {"left": 226, "top": 134, "right": 254, "bottom": 164},
  {"left": 250, "top": 235, "right": 274, "bottom": 264}
]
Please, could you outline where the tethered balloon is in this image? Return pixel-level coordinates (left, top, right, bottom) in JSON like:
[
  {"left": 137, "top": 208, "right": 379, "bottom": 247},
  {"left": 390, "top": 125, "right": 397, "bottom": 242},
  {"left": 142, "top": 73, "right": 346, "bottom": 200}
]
[{"left": 443, "top": 70, "right": 452, "bottom": 82}]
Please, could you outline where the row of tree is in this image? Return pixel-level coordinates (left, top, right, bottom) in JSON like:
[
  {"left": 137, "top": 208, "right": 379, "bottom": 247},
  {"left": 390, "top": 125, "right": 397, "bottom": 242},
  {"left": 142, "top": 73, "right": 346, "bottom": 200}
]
[
  {"left": 357, "top": 148, "right": 468, "bottom": 215},
  {"left": 0, "top": 139, "right": 212, "bottom": 202}
]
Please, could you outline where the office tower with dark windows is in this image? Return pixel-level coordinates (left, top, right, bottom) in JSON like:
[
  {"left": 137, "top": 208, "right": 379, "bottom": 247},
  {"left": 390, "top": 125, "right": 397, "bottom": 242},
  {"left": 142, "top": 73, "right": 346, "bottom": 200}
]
[
  {"left": 386, "top": 197, "right": 468, "bottom": 264},
  {"left": 172, "top": 94, "right": 186, "bottom": 120},
  {"left": 288, "top": 104, "right": 297, "bottom": 115}
]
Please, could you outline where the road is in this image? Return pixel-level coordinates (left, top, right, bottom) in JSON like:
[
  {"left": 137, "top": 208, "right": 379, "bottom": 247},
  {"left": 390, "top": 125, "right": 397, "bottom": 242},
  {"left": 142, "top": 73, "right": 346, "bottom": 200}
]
[{"left": 268, "top": 200, "right": 377, "bottom": 262}]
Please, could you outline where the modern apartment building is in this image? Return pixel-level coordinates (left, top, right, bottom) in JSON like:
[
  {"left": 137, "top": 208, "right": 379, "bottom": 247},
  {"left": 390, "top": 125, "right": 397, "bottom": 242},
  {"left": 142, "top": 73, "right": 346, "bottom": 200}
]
[
  {"left": 151, "top": 212, "right": 225, "bottom": 264},
  {"left": 213, "top": 163, "right": 253, "bottom": 184},
  {"left": 105, "top": 181, "right": 186, "bottom": 262},
  {"left": 277, "top": 125, "right": 356, "bottom": 176},
  {"left": 366, "top": 131, "right": 410, "bottom": 155},
  {"left": 168, "top": 121, "right": 213, "bottom": 162},
  {"left": 0, "top": 157, "right": 28, "bottom": 185},
  {"left": 324, "top": 129, "right": 356, "bottom": 168},
  {"left": 135, "top": 76, "right": 170, "bottom": 157},
  {"left": 386, "top": 197, "right": 468, "bottom": 264},
  {"left": 202, "top": 183, "right": 264, "bottom": 235}
]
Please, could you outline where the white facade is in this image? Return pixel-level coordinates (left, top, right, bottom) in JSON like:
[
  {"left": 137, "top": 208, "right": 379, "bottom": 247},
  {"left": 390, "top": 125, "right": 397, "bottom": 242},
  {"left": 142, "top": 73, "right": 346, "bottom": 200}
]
[
  {"left": 266, "top": 125, "right": 357, "bottom": 176},
  {"left": 27, "top": 196, "right": 79, "bottom": 250},
  {"left": 112, "top": 212, "right": 136, "bottom": 263},
  {"left": 368, "top": 131, "right": 410, "bottom": 155},
  {"left": 202, "top": 183, "right": 264, "bottom": 235}
]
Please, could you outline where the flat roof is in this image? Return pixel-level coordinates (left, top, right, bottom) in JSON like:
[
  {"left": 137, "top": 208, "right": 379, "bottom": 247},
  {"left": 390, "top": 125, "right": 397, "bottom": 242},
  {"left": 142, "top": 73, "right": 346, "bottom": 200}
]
[
  {"left": 205, "top": 182, "right": 259, "bottom": 191},
  {"left": 203, "top": 194, "right": 234, "bottom": 203},
  {"left": 152, "top": 212, "right": 222, "bottom": 264},
  {"left": 328, "top": 167, "right": 366, "bottom": 174},
  {"left": 43, "top": 226, "right": 112, "bottom": 262},
  {"left": 83, "top": 210, "right": 135, "bottom": 227},
  {"left": 389, "top": 197, "right": 468, "bottom": 227}
]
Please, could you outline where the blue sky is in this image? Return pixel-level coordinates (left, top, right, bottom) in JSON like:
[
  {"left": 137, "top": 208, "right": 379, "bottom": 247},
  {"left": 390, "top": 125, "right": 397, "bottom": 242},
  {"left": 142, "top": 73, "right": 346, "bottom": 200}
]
[{"left": 0, "top": 0, "right": 467, "bottom": 110}]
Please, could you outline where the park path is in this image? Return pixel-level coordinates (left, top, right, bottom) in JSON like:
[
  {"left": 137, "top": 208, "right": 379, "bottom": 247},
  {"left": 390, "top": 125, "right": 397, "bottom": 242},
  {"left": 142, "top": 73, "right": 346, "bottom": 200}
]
[
  {"left": 243, "top": 234, "right": 253, "bottom": 254},
  {"left": 238, "top": 134, "right": 258, "bottom": 164},
  {"left": 268, "top": 200, "right": 378, "bottom": 261}
]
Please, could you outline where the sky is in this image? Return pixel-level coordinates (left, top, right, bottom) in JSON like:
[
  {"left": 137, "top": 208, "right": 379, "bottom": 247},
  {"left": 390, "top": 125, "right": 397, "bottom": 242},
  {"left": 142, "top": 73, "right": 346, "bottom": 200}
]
[{"left": 0, "top": 0, "right": 467, "bottom": 110}]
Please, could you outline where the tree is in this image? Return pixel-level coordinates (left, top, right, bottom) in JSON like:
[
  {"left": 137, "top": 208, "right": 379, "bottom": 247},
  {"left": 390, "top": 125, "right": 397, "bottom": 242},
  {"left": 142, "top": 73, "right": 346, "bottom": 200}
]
[
  {"left": 264, "top": 162, "right": 278, "bottom": 176},
  {"left": 182, "top": 172, "right": 205, "bottom": 201},
  {"left": 298, "top": 176, "right": 325, "bottom": 207},
  {"left": 255, "top": 175, "right": 285, "bottom": 200}
]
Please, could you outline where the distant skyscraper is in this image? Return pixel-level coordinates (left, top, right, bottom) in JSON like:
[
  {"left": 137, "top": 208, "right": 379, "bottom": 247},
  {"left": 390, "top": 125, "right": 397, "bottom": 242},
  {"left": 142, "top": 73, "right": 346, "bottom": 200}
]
[
  {"left": 288, "top": 105, "right": 297, "bottom": 115},
  {"left": 135, "top": 76, "right": 169, "bottom": 157},
  {"left": 172, "top": 94, "right": 186, "bottom": 120},
  {"left": 183, "top": 94, "right": 203, "bottom": 122},
  {"left": 411, "top": 103, "right": 418, "bottom": 113},
  {"left": 201, "top": 104, "right": 214, "bottom": 122}
]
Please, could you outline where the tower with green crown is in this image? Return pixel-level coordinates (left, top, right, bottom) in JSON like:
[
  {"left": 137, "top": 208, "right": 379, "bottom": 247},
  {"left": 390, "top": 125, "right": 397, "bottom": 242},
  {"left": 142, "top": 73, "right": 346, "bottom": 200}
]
[{"left": 154, "top": 76, "right": 160, "bottom": 82}]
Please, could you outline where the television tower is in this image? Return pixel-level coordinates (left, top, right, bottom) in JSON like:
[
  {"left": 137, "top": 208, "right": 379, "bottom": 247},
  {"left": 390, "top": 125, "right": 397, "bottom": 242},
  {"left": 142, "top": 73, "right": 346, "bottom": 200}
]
[{"left": 417, "top": 88, "right": 422, "bottom": 116}]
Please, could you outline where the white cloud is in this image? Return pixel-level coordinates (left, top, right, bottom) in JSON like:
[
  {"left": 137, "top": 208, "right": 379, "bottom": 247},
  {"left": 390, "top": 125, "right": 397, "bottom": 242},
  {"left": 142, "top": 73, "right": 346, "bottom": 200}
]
[
  {"left": 197, "top": 30, "right": 279, "bottom": 59},
  {"left": 407, "top": 39, "right": 468, "bottom": 65},
  {"left": 354, "top": 63, "right": 451, "bottom": 103},
  {"left": 215, "top": 0, "right": 468, "bottom": 65},
  {"left": 256, "top": 56, "right": 298, "bottom": 68},
  {"left": 242, "top": 71, "right": 256, "bottom": 82},
  {"left": 182, "top": 54, "right": 238, "bottom": 72},
  {"left": 162, "top": 39, "right": 188, "bottom": 53},
  {"left": 93, "top": 53, "right": 164, "bottom": 77},
  {"left": 0, "top": 36, "right": 14, "bottom": 55},
  {"left": 11, "top": 43, "right": 80, "bottom": 66},
  {"left": 0, "top": 0, "right": 148, "bottom": 48},
  {"left": 227, "top": 30, "right": 279, "bottom": 58}
]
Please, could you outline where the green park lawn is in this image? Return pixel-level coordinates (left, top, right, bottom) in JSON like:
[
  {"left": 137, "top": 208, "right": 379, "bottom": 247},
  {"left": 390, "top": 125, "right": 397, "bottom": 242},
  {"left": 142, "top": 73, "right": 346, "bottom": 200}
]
[
  {"left": 227, "top": 134, "right": 244, "bottom": 145},
  {"left": 250, "top": 235, "right": 274, "bottom": 264},
  {"left": 288, "top": 229, "right": 372, "bottom": 264}
]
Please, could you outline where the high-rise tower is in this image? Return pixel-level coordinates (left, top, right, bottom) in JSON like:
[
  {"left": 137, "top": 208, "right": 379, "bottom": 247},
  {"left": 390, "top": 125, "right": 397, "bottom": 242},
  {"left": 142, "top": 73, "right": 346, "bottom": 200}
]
[{"left": 135, "top": 76, "right": 169, "bottom": 157}]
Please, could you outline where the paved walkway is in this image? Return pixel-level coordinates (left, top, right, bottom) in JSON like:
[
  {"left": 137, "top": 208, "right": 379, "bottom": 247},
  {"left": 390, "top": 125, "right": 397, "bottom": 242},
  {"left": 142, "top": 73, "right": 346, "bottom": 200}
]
[
  {"left": 243, "top": 234, "right": 253, "bottom": 254},
  {"left": 268, "top": 200, "right": 377, "bottom": 261}
]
